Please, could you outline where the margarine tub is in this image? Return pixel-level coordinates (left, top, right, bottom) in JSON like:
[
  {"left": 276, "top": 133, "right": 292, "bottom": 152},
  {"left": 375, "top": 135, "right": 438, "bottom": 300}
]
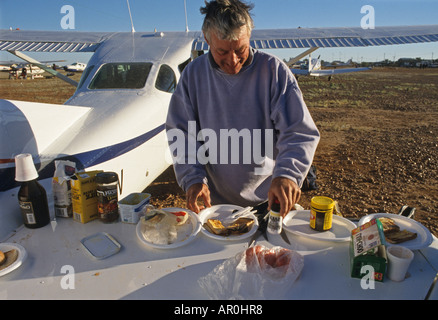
[{"left": 118, "top": 193, "right": 151, "bottom": 224}]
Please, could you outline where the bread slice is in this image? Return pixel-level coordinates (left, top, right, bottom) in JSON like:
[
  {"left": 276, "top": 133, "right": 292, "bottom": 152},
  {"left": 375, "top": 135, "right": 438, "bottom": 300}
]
[
  {"left": 0, "top": 251, "right": 5, "bottom": 266},
  {"left": 205, "top": 219, "right": 227, "bottom": 235},
  {"left": 378, "top": 217, "right": 400, "bottom": 234},
  {"left": 204, "top": 218, "right": 255, "bottom": 236},
  {"left": 385, "top": 229, "right": 418, "bottom": 244},
  {"left": 0, "top": 249, "right": 18, "bottom": 271}
]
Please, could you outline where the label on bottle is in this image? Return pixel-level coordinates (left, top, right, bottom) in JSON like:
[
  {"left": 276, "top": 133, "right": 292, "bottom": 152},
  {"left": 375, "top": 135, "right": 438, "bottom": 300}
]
[
  {"left": 267, "top": 210, "right": 282, "bottom": 234},
  {"left": 19, "top": 201, "right": 36, "bottom": 225}
]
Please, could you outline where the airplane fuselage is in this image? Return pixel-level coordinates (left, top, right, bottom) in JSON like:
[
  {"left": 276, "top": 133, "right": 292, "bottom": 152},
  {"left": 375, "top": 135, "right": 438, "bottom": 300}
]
[{"left": 0, "top": 31, "right": 198, "bottom": 240}]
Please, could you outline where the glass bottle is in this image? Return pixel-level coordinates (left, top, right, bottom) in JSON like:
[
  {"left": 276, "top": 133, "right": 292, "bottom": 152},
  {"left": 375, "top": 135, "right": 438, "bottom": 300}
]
[
  {"left": 267, "top": 199, "right": 282, "bottom": 234},
  {"left": 18, "top": 179, "right": 50, "bottom": 229}
]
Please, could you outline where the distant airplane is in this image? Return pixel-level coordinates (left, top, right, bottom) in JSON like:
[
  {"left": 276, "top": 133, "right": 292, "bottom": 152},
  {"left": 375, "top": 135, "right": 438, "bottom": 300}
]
[
  {"left": 0, "top": 1, "right": 437, "bottom": 239},
  {"left": 64, "top": 62, "right": 87, "bottom": 72},
  {"left": 291, "top": 53, "right": 371, "bottom": 80},
  {"left": 0, "top": 58, "right": 66, "bottom": 78}
]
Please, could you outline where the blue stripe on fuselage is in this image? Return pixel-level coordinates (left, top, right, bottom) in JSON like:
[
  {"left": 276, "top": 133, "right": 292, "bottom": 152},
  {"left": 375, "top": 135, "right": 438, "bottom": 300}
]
[{"left": 0, "top": 124, "right": 165, "bottom": 192}]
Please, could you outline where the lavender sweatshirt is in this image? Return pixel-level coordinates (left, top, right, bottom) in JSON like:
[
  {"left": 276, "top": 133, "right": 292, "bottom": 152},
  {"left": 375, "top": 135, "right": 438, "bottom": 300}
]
[{"left": 166, "top": 49, "right": 320, "bottom": 207}]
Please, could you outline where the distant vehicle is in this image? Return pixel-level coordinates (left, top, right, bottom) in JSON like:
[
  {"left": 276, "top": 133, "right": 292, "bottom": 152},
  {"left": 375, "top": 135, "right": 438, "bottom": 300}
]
[{"left": 64, "top": 62, "right": 87, "bottom": 72}]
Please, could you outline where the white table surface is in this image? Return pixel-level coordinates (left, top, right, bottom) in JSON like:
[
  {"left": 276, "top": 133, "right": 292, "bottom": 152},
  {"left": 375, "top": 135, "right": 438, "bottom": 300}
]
[{"left": 0, "top": 216, "right": 437, "bottom": 300}]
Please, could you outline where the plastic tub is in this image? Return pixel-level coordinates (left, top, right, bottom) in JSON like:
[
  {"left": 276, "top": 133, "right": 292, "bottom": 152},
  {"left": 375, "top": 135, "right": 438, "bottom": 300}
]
[{"left": 118, "top": 193, "right": 151, "bottom": 224}]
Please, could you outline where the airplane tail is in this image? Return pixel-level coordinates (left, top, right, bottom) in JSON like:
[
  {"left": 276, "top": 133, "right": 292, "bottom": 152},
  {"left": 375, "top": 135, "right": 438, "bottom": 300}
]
[{"left": 0, "top": 100, "right": 90, "bottom": 177}]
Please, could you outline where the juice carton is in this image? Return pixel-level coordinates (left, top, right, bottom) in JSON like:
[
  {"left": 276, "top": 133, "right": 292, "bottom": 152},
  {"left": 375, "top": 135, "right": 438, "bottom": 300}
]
[
  {"left": 350, "top": 218, "right": 387, "bottom": 282},
  {"left": 71, "top": 170, "right": 103, "bottom": 224}
]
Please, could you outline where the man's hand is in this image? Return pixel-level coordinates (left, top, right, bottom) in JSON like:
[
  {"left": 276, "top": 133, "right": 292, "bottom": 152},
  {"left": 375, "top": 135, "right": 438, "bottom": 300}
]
[
  {"left": 268, "top": 177, "right": 301, "bottom": 217},
  {"left": 186, "top": 183, "right": 212, "bottom": 214}
]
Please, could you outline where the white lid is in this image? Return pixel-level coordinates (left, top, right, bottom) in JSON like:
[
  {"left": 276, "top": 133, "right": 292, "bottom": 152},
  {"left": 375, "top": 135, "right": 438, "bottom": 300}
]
[{"left": 15, "top": 153, "right": 38, "bottom": 182}]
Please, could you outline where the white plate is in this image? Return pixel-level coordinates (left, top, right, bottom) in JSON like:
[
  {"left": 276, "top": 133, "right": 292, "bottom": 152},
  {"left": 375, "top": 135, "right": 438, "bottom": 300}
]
[
  {"left": 198, "top": 204, "right": 259, "bottom": 241},
  {"left": 283, "top": 210, "right": 357, "bottom": 242},
  {"left": 0, "top": 243, "right": 27, "bottom": 277},
  {"left": 136, "top": 208, "right": 201, "bottom": 249},
  {"left": 358, "top": 213, "right": 433, "bottom": 250}
]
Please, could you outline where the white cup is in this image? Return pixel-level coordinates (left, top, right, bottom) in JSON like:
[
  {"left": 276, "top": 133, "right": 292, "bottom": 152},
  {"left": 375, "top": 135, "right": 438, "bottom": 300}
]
[
  {"left": 386, "top": 245, "right": 414, "bottom": 282},
  {"left": 15, "top": 153, "right": 38, "bottom": 182}
]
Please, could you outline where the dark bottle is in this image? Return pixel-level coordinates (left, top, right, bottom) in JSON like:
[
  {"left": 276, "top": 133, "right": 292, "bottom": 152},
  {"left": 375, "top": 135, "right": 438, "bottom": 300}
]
[{"left": 18, "top": 179, "right": 51, "bottom": 229}]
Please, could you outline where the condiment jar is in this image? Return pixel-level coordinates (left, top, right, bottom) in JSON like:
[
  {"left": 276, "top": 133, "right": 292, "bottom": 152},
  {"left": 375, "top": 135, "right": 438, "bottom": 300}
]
[
  {"left": 96, "top": 172, "right": 120, "bottom": 223},
  {"left": 267, "top": 199, "right": 282, "bottom": 234},
  {"left": 309, "top": 196, "right": 335, "bottom": 232}
]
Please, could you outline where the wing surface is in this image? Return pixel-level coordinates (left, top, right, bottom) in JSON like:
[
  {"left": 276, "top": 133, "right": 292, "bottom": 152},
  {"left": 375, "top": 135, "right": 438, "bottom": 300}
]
[
  {"left": 192, "top": 25, "right": 438, "bottom": 50},
  {"left": 2, "top": 26, "right": 438, "bottom": 53},
  {"left": 309, "top": 67, "right": 371, "bottom": 76},
  {"left": 0, "top": 30, "right": 121, "bottom": 52}
]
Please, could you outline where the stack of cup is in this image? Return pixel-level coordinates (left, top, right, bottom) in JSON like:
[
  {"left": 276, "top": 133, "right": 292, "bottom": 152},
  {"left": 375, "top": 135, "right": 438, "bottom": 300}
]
[{"left": 15, "top": 153, "right": 39, "bottom": 182}]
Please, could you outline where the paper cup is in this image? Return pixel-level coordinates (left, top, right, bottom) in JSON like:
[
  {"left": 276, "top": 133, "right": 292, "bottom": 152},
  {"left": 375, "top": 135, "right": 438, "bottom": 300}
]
[
  {"left": 15, "top": 154, "right": 38, "bottom": 182},
  {"left": 387, "top": 245, "right": 414, "bottom": 282}
]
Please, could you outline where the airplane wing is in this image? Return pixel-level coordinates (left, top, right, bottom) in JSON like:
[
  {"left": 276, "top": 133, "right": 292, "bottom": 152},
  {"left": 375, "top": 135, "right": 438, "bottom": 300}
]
[
  {"left": 308, "top": 67, "right": 371, "bottom": 76},
  {"left": 290, "top": 69, "right": 311, "bottom": 75},
  {"left": 0, "top": 30, "right": 117, "bottom": 53},
  {"left": 2, "top": 25, "right": 438, "bottom": 53},
  {"left": 192, "top": 25, "right": 438, "bottom": 50}
]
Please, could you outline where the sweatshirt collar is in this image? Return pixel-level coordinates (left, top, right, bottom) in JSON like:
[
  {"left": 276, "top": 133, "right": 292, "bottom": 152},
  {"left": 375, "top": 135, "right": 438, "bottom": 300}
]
[{"left": 208, "top": 47, "right": 255, "bottom": 73}]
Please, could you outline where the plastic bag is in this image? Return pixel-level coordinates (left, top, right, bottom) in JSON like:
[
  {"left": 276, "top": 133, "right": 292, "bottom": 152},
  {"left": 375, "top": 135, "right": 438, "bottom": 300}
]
[{"left": 198, "top": 245, "right": 304, "bottom": 300}]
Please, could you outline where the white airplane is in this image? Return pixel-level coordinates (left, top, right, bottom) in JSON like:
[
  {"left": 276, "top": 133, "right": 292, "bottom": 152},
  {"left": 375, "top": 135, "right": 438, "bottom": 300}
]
[
  {"left": 64, "top": 62, "right": 87, "bottom": 72},
  {"left": 291, "top": 53, "right": 371, "bottom": 80},
  {"left": 0, "top": 59, "right": 66, "bottom": 78},
  {"left": 0, "top": 8, "right": 438, "bottom": 239}
]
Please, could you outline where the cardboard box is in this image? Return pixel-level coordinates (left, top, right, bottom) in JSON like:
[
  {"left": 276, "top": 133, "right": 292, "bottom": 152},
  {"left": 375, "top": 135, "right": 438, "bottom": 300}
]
[
  {"left": 71, "top": 171, "right": 103, "bottom": 223},
  {"left": 350, "top": 218, "right": 387, "bottom": 282}
]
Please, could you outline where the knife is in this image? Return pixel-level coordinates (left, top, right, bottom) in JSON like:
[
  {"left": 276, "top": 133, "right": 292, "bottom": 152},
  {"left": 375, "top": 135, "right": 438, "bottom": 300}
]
[
  {"left": 247, "top": 212, "right": 269, "bottom": 247},
  {"left": 280, "top": 228, "right": 291, "bottom": 245}
]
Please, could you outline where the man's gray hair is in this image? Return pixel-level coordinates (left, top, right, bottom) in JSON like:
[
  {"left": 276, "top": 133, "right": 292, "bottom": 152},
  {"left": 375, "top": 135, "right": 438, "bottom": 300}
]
[{"left": 201, "top": 0, "right": 255, "bottom": 42}]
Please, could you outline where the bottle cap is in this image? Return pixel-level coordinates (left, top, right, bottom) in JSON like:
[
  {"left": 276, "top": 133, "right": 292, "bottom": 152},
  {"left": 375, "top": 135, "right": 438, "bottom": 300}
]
[{"left": 15, "top": 153, "right": 38, "bottom": 182}]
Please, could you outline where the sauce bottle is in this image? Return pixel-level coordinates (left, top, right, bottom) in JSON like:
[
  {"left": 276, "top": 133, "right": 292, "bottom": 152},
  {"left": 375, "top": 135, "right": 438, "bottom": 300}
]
[
  {"left": 267, "top": 199, "right": 282, "bottom": 235},
  {"left": 15, "top": 154, "right": 50, "bottom": 229}
]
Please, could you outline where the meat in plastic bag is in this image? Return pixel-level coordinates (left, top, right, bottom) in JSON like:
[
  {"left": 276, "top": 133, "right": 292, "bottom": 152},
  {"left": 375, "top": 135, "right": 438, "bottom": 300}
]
[{"left": 198, "top": 245, "right": 304, "bottom": 299}]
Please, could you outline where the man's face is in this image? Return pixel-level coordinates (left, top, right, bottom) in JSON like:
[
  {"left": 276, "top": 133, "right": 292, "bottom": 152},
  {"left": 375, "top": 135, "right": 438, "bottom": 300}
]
[{"left": 206, "top": 26, "right": 251, "bottom": 75}]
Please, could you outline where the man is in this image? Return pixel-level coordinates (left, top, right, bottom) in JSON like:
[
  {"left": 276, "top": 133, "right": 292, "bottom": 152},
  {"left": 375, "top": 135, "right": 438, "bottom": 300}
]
[{"left": 166, "top": 0, "right": 320, "bottom": 217}]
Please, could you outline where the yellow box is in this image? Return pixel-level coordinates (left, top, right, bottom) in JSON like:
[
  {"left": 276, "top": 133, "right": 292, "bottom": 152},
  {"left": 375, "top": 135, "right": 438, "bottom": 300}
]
[{"left": 71, "top": 171, "right": 103, "bottom": 223}]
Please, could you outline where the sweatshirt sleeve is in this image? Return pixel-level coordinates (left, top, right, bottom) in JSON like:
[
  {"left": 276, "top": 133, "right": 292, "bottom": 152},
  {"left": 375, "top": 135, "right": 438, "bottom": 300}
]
[
  {"left": 165, "top": 70, "right": 208, "bottom": 192},
  {"left": 270, "top": 64, "right": 320, "bottom": 187}
]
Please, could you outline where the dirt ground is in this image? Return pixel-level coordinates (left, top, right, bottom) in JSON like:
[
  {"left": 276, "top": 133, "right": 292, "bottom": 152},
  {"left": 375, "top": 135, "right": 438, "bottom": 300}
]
[{"left": 1, "top": 67, "right": 437, "bottom": 236}]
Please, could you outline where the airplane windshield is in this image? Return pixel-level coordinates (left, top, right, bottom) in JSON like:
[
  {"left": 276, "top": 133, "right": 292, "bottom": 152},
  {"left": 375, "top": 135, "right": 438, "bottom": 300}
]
[{"left": 88, "top": 62, "right": 152, "bottom": 89}]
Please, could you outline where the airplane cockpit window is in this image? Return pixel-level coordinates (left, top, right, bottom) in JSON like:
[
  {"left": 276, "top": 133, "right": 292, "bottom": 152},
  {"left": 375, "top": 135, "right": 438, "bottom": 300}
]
[
  {"left": 88, "top": 63, "right": 152, "bottom": 89},
  {"left": 155, "top": 64, "right": 176, "bottom": 93},
  {"left": 76, "top": 65, "right": 94, "bottom": 90}
]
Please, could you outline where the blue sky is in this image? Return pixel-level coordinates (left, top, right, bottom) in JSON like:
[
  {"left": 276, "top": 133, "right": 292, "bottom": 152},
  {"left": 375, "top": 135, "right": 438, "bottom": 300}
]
[{"left": 1, "top": 0, "right": 437, "bottom": 64}]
